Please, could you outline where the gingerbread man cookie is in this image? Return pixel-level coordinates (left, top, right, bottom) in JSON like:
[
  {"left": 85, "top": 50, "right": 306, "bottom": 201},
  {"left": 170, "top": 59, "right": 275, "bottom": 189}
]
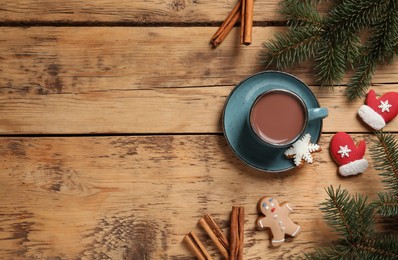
[{"left": 256, "top": 196, "right": 301, "bottom": 246}]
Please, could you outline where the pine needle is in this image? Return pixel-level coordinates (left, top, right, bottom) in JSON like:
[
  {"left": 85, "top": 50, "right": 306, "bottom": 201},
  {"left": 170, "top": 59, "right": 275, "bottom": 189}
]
[
  {"left": 260, "top": 0, "right": 398, "bottom": 100},
  {"left": 369, "top": 131, "right": 398, "bottom": 219},
  {"left": 353, "top": 233, "right": 398, "bottom": 259},
  {"left": 346, "top": 59, "right": 376, "bottom": 100},
  {"left": 280, "top": 0, "right": 323, "bottom": 29},
  {"left": 260, "top": 27, "right": 321, "bottom": 69},
  {"left": 374, "top": 192, "right": 398, "bottom": 217},
  {"left": 321, "top": 186, "right": 374, "bottom": 240},
  {"left": 347, "top": 1, "right": 398, "bottom": 99},
  {"left": 306, "top": 185, "right": 398, "bottom": 259},
  {"left": 314, "top": 35, "right": 346, "bottom": 86},
  {"left": 371, "top": 131, "right": 398, "bottom": 193}
]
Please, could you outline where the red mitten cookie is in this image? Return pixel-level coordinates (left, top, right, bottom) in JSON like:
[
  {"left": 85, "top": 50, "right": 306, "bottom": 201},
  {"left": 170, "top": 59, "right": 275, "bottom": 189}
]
[
  {"left": 358, "top": 89, "right": 398, "bottom": 130},
  {"left": 330, "top": 132, "right": 368, "bottom": 177}
]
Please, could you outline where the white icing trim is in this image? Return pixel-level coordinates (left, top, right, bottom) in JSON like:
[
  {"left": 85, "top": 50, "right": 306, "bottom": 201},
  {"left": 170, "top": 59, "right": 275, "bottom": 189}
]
[
  {"left": 259, "top": 221, "right": 263, "bottom": 228},
  {"left": 358, "top": 105, "right": 386, "bottom": 130},
  {"left": 272, "top": 239, "right": 285, "bottom": 243},
  {"left": 339, "top": 159, "right": 369, "bottom": 177},
  {"left": 291, "top": 226, "right": 301, "bottom": 237},
  {"left": 286, "top": 204, "right": 293, "bottom": 211}
]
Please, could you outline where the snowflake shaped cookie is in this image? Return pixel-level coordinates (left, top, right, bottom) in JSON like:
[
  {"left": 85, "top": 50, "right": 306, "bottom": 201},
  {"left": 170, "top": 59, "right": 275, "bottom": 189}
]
[{"left": 284, "top": 134, "right": 321, "bottom": 167}]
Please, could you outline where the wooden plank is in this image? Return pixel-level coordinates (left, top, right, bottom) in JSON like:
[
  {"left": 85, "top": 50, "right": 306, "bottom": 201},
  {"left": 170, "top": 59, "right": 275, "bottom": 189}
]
[
  {"left": 0, "top": 0, "right": 331, "bottom": 23},
  {"left": 0, "top": 84, "right": 397, "bottom": 135},
  {"left": 0, "top": 87, "right": 228, "bottom": 134},
  {"left": 0, "top": 134, "right": 389, "bottom": 259},
  {"left": 1, "top": 27, "right": 398, "bottom": 95}
]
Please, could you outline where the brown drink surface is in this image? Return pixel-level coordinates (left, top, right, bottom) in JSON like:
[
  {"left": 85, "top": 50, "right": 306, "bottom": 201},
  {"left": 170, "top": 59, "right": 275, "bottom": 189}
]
[{"left": 251, "top": 91, "right": 305, "bottom": 145}]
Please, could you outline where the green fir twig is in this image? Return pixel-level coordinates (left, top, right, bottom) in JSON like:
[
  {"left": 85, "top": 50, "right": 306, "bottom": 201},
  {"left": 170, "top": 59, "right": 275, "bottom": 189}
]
[
  {"left": 374, "top": 192, "right": 398, "bottom": 217},
  {"left": 260, "top": 27, "right": 322, "bottom": 69},
  {"left": 371, "top": 131, "right": 398, "bottom": 193},
  {"left": 320, "top": 186, "right": 374, "bottom": 240},
  {"left": 306, "top": 186, "right": 398, "bottom": 259},
  {"left": 306, "top": 132, "right": 398, "bottom": 258},
  {"left": 260, "top": 0, "right": 398, "bottom": 100},
  {"left": 347, "top": 0, "right": 398, "bottom": 100},
  {"left": 370, "top": 131, "right": 398, "bottom": 217}
]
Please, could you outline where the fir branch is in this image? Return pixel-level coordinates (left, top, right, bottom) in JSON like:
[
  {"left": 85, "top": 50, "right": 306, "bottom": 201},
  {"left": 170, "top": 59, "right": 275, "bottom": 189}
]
[
  {"left": 365, "top": 0, "right": 398, "bottom": 64},
  {"left": 324, "top": 0, "right": 386, "bottom": 34},
  {"left": 320, "top": 186, "right": 374, "bottom": 240},
  {"left": 341, "top": 0, "right": 397, "bottom": 99},
  {"left": 280, "top": 0, "right": 323, "bottom": 29},
  {"left": 305, "top": 0, "right": 340, "bottom": 4},
  {"left": 314, "top": 0, "right": 388, "bottom": 87},
  {"left": 374, "top": 192, "right": 398, "bottom": 217},
  {"left": 305, "top": 242, "right": 356, "bottom": 259},
  {"left": 306, "top": 235, "right": 398, "bottom": 260},
  {"left": 353, "top": 233, "right": 398, "bottom": 259},
  {"left": 371, "top": 131, "right": 398, "bottom": 193},
  {"left": 370, "top": 131, "right": 398, "bottom": 217},
  {"left": 307, "top": 186, "right": 398, "bottom": 259},
  {"left": 314, "top": 35, "right": 346, "bottom": 86},
  {"left": 260, "top": 27, "right": 321, "bottom": 69},
  {"left": 260, "top": 0, "right": 398, "bottom": 99},
  {"left": 346, "top": 59, "right": 376, "bottom": 100},
  {"left": 321, "top": 186, "right": 354, "bottom": 239},
  {"left": 342, "top": 31, "right": 361, "bottom": 69},
  {"left": 353, "top": 193, "right": 375, "bottom": 238}
]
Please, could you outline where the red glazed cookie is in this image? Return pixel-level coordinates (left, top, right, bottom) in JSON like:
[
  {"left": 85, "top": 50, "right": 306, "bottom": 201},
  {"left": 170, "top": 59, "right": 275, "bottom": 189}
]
[
  {"left": 256, "top": 196, "right": 301, "bottom": 246},
  {"left": 358, "top": 89, "right": 398, "bottom": 130},
  {"left": 330, "top": 132, "right": 368, "bottom": 177}
]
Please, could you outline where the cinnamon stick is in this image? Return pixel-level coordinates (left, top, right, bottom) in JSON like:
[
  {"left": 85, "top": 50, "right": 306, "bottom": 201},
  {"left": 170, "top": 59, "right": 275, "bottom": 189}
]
[
  {"left": 211, "top": 0, "right": 242, "bottom": 47},
  {"left": 240, "top": 0, "right": 246, "bottom": 44},
  {"left": 241, "top": 0, "right": 254, "bottom": 45},
  {"left": 184, "top": 231, "right": 213, "bottom": 260},
  {"left": 238, "top": 207, "right": 244, "bottom": 260},
  {"left": 199, "top": 214, "right": 229, "bottom": 259},
  {"left": 229, "top": 206, "right": 244, "bottom": 260}
]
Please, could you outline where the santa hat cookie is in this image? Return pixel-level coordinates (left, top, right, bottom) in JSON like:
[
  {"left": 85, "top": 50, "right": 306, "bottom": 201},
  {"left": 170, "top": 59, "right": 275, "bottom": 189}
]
[
  {"left": 358, "top": 89, "right": 398, "bottom": 130},
  {"left": 330, "top": 132, "right": 368, "bottom": 177}
]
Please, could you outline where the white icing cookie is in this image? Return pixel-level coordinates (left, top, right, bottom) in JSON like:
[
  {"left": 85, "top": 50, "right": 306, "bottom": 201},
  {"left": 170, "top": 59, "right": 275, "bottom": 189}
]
[{"left": 284, "top": 133, "right": 321, "bottom": 167}]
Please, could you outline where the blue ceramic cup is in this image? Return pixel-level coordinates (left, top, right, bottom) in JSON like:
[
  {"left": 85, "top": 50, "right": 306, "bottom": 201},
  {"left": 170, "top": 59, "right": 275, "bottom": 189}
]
[{"left": 248, "top": 89, "right": 328, "bottom": 148}]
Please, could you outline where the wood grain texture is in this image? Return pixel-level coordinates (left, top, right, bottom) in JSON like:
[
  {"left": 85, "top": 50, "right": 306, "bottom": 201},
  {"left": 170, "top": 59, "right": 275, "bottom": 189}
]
[
  {"left": 1, "top": 1, "right": 398, "bottom": 259},
  {"left": 0, "top": 134, "right": 389, "bottom": 259},
  {"left": 0, "top": 0, "right": 331, "bottom": 23},
  {"left": 0, "top": 26, "right": 397, "bottom": 134},
  {"left": 0, "top": 84, "right": 397, "bottom": 135},
  {"left": 1, "top": 27, "right": 397, "bottom": 94}
]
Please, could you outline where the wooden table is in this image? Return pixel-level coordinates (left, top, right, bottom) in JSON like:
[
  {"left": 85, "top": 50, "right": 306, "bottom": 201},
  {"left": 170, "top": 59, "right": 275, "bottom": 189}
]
[{"left": 0, "top": 1, "right": 397, "bottom": 259}]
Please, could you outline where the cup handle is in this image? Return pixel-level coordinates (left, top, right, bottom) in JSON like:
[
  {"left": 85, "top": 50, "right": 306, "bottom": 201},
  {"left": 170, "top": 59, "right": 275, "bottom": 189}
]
[{"left": 308, "top": 107, "right": 328, "bottom": 121}]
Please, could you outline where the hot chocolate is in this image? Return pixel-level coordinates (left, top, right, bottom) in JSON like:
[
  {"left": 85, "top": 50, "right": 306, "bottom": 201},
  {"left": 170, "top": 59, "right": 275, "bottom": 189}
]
[{"left": 250, "top": 90, "right": 306, "bottom": 145}]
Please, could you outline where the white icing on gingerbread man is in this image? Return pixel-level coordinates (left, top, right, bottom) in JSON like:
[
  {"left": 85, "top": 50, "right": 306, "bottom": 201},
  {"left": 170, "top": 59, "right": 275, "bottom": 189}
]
[{"left": 256, "top": 196, "right": 301, "bottom": 246}]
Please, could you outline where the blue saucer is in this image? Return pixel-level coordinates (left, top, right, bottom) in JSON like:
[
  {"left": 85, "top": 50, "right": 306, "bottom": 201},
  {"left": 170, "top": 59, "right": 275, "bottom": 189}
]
[{"left": 222, "top": 71, "right": 323, "bottom": 172}]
